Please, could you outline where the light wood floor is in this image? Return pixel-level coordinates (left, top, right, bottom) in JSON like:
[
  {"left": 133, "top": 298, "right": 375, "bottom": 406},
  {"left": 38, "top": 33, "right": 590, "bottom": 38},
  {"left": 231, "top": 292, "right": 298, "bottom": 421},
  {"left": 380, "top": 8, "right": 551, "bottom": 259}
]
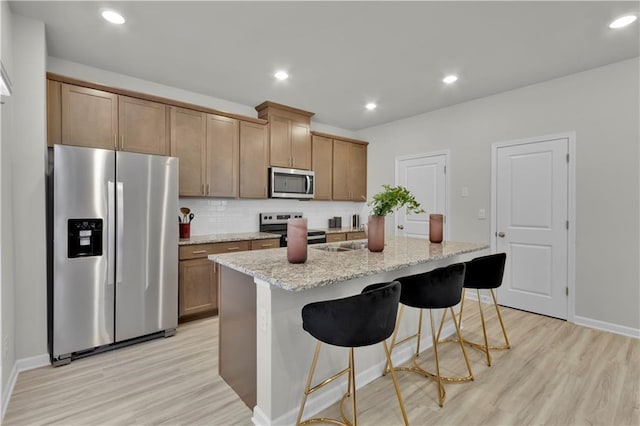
[{"left": 4, "top": 301, "right": 639, "bottom": 426}]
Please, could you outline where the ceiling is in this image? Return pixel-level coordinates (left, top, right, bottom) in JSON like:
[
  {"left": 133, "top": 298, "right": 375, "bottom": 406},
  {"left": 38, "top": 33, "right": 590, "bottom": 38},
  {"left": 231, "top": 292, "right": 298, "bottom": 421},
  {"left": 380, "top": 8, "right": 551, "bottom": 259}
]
[{"left": 9, "top": 1, "right": 640, "bottom": 131}]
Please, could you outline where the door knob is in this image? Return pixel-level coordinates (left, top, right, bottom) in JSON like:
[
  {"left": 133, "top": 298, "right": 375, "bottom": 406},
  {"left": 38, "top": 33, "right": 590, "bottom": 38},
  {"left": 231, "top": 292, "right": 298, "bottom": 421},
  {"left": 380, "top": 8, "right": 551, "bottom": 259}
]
[
  {"left": 397, "top": 225, "right": 404, "bottom": 230},
  {"left": 498, "top": 232, "right": 506, "bottom": 238}
]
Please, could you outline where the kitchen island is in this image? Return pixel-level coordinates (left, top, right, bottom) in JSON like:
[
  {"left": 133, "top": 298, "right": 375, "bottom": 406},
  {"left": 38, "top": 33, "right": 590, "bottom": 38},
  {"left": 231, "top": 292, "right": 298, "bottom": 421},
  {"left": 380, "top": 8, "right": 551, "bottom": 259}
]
[{"left": 210, "top": 237, "right": 488, "bottom": 426}]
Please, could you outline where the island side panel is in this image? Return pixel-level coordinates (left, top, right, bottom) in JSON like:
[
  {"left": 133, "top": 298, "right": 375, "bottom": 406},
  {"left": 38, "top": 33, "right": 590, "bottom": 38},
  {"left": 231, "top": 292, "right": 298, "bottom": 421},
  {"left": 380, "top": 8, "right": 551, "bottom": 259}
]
[{"left": 219, "top": 265, "right": 257, "bottom": 408}]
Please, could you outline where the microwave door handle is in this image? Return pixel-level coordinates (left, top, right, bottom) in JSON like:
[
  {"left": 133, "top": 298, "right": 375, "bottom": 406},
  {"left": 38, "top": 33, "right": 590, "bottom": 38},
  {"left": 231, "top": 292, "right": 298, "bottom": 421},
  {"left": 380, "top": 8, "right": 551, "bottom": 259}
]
[{"left": 305, "top": 175, "right": 311, "bottom": 194}]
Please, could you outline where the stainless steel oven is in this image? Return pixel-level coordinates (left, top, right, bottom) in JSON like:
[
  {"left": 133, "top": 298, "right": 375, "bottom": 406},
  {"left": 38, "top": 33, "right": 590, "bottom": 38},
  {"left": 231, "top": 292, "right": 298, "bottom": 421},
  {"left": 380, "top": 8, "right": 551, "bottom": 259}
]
[
  {"left": 269, "top": 167, "right": 315, "bottom": 199},
  {"left": 259, "top": 212, "right": 326, "bottom": 246}
]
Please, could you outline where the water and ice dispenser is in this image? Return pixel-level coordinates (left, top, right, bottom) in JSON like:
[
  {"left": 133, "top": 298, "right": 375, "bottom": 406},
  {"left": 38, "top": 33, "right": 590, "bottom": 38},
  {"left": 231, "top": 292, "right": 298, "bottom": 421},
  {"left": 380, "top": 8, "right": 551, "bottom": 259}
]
[{"left": 67, "top": 219, "right": 103, "bottom": 258}]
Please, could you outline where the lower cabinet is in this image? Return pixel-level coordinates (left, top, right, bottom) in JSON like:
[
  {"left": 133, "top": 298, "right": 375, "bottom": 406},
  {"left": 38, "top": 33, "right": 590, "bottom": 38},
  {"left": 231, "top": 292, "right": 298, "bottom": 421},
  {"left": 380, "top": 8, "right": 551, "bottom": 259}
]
[
  {"left": 326, "top": 233, "right": 347, "bottom": 243},
  {"left": 178, "top": 238, "right": 279, "bottom": 322},
  {"left": 347, "top": 231, "right": 366, "bottom": 240}
]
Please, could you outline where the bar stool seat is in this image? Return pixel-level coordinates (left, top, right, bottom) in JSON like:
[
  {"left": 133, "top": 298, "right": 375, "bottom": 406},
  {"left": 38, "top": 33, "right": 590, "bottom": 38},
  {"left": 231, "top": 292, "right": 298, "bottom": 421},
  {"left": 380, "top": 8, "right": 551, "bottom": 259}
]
[
  {"left": 296, "top": 281, "right": 408, "bottom": 426},
  {"left": 457, "top": 252, "right": 510, "bottom": 366},
  {"left": 386, "top": 263, "right": 473, "bottom": 407}
]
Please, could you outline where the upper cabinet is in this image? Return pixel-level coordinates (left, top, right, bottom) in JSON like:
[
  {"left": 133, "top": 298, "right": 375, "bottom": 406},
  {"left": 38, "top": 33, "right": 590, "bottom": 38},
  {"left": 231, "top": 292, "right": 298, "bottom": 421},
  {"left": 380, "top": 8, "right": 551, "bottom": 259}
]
[
  {"left": 255, "top": 101, "right": 314, "bottom": 170},
  {"left": 118, "top": 95, "right": 169, "bottom": 155},
  {"left": 239, "top": 121, "right": 269, "bottom": 199},
  {"left": 60, "top": 83, "right": 118, "bottom": 150},
  {"left": 311, "top": 134, "right": 333, "bottom": 201},
  {"left": 332, "top": 138, "right": 368, "bottom": 202},
  {"left": 170, "top": 107, "right": 206, "bottom": 197},
  {"left": 48, "top": 81, "right": 168, "bottom": 155},
  {"left": 206, "top": 114, "right": 239, "bottom": 198}
]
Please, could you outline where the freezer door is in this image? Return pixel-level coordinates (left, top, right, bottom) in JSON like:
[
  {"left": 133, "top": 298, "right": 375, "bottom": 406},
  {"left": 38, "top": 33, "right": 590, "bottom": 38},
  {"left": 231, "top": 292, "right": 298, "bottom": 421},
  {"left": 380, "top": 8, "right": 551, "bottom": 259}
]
[
  {"left": 53, "top": 145, "right": 115, "bottom": 357},
  {"left": 115, "top": 151, "right": 178, "bottom": 342}
]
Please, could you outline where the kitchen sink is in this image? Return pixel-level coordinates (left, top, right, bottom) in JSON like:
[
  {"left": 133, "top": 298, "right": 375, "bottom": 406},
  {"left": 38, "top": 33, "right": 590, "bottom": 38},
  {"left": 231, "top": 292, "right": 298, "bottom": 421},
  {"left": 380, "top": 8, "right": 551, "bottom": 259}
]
[{"left": 312, "top": 241, "right": 368, "bottom": 252}]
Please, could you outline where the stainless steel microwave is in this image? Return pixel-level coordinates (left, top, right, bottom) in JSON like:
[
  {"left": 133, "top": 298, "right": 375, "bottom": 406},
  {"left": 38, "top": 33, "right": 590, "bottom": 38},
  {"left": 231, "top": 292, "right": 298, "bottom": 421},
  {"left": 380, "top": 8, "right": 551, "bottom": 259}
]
[{"left": 269, "top": 167, "right": 315, "bottom": 199}]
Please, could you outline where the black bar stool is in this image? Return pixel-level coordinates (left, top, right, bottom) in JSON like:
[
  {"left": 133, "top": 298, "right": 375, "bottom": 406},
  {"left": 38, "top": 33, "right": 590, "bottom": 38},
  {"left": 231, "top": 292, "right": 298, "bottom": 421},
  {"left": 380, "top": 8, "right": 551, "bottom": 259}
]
[
  {"left": 386, "top": 263, "right": 473, "bottom": 407},
  {"left": 457, "top": 252, "right": 510, "bottom": 366},
  {"left": 296, "top": 281, "right": 408, "bottom": 426}
]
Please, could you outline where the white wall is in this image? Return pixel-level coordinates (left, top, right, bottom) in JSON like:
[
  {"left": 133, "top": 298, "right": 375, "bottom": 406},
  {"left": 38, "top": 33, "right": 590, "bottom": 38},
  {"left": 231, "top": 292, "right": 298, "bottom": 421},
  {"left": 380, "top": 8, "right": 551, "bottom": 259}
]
[
  {"left": 0, "top": 0, "right": 15, "bottom": 415},
  {"left": 357, "top": 58, "right": 640, "bottom": 332},
  {"left": 11, "top": 14, "right": 47, "bottom": 360}
]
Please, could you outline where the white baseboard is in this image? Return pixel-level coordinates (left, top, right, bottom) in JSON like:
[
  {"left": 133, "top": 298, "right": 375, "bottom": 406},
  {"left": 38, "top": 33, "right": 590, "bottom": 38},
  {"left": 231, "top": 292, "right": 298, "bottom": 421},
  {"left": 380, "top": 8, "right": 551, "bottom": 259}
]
[
  {"left": 1, "top": 353, "right": 50, "bottom": 420},
  {"left": 574, "top": 316, "right": 640, "bottom": 339},
  {"left": 1, "top": 363, "right": 19, "bottom": 421},
  {"left": 253, "top": 324, "right": 456, "bottom": 426},
  {"left": 463, "top": 291, "right": 492, "bottom": 305}
]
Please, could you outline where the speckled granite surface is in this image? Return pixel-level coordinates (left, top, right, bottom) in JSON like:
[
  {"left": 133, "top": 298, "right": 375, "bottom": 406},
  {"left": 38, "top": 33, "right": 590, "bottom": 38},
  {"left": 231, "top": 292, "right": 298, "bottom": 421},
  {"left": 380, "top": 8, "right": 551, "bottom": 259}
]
[
  {"left": 179, "top": 232, "right": 280, "bottom": 246},
  {"left": 210, "top": 237, "right": 488, "bottom": 291}
]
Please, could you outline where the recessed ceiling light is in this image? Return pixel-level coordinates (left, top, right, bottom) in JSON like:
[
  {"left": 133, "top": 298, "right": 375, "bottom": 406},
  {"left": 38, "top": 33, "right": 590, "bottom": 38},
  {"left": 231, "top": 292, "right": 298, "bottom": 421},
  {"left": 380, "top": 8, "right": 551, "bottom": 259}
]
[
  {"left": 274, "top": 71, "right": 288, "bottom": 81},
  {"left": 365, "top": 102, "right": 377, "bottom": 110},
  {"left": 442, "top": 75, "right": 458, "bottom": 84},
  {"left": 609, "top": 15, "right": 637, "bottom": 29},
  {"left": 101, "top": 10, "right": 125, "bottom": 25}
]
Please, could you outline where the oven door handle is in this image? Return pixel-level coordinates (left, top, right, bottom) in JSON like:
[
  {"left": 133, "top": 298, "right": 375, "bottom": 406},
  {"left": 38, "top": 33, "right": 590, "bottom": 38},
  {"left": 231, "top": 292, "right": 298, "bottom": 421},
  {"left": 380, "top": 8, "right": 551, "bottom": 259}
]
[{"left": 307, "top": 235, "right": 326, "bottom": 241}]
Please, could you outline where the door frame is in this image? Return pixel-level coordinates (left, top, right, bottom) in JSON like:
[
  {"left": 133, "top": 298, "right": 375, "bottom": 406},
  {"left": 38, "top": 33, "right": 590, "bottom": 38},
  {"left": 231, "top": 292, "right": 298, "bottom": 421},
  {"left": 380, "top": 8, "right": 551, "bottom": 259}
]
[
  {"left": 394, "top": 150, "right": 450, "bottom": 238},
  {"left": 490, "top": 132, "right": 576, "bottom": 323}
]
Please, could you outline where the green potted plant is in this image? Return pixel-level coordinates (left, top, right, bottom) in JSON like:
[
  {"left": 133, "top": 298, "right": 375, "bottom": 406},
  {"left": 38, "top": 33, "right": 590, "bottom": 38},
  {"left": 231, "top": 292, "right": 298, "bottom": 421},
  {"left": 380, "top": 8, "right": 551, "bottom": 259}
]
[{"left": 367, "top": 184, "right": 425, "bottom": 252}]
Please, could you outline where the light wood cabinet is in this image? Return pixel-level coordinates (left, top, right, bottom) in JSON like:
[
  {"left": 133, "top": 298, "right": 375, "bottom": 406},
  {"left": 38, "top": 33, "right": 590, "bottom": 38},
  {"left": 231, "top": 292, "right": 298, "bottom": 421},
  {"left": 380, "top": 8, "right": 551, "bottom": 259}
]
[
  {"left": 347, "top": 231, "right": 366, "bottom": 240},
  {"left": 170, "top": 107, "right": 206, "bottom": 197},
  {"left": 326, "top": 233, "right": 346, "bottom": 243},
  {"left": 250, "top": 238, "right": 280, "bottom": 250},
  {"left": 179, "top": 258, "right": 217, "bottom": 318},
  {"left": 311, "top": 134, "right": 333, "bottom": 200},
  {"left": 333, "top": 139, "right": 368, "bottom": 201},
  {"left": 53, "top": 82, "right": 169, "bottom": 155},
  {"left": 206, "top": 114, "right": 239, "bottom": 197},
  {"left": 240, "top": 121, "right": 268, "bottom": 199},
  {"left": 118, "top": 95, "right": 169, "bottom": 155},
  {"left": 255, "top": 101, "right": 314, "bottom": 170},
  {"left": 60, "top": 83, "right": 118, "bottom": 150}
]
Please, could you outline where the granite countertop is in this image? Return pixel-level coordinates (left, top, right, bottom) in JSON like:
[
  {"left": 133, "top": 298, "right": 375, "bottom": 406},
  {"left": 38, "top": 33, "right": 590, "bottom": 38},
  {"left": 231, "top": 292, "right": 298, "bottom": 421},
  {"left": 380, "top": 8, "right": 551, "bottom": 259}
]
[
  {"left": 210, "top": 237, "right": 488, "bottom": 291},
  {"left": 179, "top": 232, "right": 281, "bottom": 246},
  {"left": 320, "top": 227, "right": 366, "bottom": 234}
]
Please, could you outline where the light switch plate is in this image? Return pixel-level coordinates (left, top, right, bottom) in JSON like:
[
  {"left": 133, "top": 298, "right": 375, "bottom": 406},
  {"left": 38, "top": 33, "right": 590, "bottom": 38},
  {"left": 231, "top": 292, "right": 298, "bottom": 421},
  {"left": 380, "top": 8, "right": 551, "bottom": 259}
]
[
  {"left": 478, "top": 208, "right": 486, "bottom": 219},
  {"left": 461, "top": 187, "right": 469, "bottom": 197}
]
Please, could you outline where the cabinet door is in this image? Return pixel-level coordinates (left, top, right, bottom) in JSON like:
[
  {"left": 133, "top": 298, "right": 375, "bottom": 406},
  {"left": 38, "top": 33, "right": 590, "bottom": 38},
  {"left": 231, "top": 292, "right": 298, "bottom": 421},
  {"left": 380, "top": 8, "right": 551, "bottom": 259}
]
[
  {"left": 179, "top": 258, "right": 217, "bottom": 317},
  {"left": 312, "top": 135, "right": 333, "bottom": 200},
  {"left": 170, "top": 107, "right": 206, "bottom": 196},
  {"left": 61, "top": 83, "right": 118, "bottom": 150},
  {"left": 119, "top": 95, "right": 169, "bottom": 155},
  {"left": 47, "top": 80, "right": 62, "bottom": 147},
  {"left": 239, "top": 121, "right": 268, "bottom": 199},
  {"left": 291, "top": 121, "right": 311, "bottom": 170},
  {"left": 206, "top": 114, "right": 239, "bottom": 197},
  {"left": 346, "top": 231, "right": 366, "bottom": 240},
  {"left": 350, "top": 143, "right": 368, "bottom": 201},
  {"left": 269, "top": 116, "right": 291, "bottom": 167},
  {"left": 332, "top": 140, "right": 351, "bottom": 201},
  {"left": 326, "top": 233, "right": 346, "bottom": 243}
]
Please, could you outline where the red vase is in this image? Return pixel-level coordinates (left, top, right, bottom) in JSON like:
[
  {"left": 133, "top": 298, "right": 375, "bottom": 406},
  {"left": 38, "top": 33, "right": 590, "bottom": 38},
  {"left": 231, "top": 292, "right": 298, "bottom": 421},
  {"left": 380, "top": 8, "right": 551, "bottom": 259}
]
[
  {"left": 429, "top": 214, "right": 443, "bottom": 243},
  {"left": 287, "top": 218, "right": 308, "bottom": 263},
  {"left": 367, "top": 215, "right": 385, "bottom": 252}
]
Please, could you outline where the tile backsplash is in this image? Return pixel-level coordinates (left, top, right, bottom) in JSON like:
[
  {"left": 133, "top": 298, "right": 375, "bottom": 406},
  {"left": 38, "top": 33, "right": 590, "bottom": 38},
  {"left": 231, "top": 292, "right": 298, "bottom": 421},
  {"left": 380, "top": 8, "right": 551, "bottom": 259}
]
[{"left": 179, "top": 198, "right": 369, "bottom": 235}]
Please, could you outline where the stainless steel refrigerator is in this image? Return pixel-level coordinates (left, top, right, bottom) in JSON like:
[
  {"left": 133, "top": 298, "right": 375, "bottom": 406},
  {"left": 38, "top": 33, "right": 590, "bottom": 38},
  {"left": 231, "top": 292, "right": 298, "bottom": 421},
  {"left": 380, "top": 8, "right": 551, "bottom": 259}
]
[{"left": 48, "top": 145, "right": 178, "bottom": 366}]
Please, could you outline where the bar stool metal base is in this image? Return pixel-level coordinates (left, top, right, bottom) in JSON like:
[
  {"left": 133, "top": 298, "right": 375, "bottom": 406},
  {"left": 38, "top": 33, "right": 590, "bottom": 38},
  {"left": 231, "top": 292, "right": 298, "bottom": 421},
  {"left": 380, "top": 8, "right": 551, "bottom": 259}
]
[
  {"left": 385, "top": 305, "right": 474, "bottom": 407},
  {"left": 441, "top": 288, "right": 511, "bottom": 366},
  {"left": 297, "top": 341, "right": 408, "bottom": 426}
]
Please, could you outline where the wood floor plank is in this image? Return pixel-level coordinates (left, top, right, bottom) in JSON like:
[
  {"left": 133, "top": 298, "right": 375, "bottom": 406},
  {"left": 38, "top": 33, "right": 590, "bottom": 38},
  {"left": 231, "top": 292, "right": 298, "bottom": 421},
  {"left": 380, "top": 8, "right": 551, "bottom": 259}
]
[{"left": 3, "top": 303, "right": 639, "bottom": 425}]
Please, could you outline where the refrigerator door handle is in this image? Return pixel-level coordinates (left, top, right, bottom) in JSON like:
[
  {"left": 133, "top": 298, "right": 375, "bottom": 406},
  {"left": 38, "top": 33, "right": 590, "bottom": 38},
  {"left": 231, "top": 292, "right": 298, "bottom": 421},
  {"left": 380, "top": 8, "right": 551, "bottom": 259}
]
[
  {"left": 116, "top": 181, "right": 124, "bottom": 285},
  {"left": 107, "top": 181, "right": 115, "bottom": 287}
]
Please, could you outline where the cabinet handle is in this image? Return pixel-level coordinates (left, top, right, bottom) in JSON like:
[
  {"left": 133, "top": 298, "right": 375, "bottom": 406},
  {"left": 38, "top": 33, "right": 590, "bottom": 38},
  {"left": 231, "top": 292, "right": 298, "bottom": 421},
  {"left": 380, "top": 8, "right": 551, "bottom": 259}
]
[
  {"left": 261, "top": 244, "right": 273, "bottom": 247},
  {"left": 114, "top": 135, "right": 117, "bottom": 149},
  {"left": 192, "top": 250, "right": 207, "bottom": 254},
  {"left": 201, "top": 184, "right": 205, "bottom": 195},
  {"left": 206, "top": 183, "right": 210, "bottom": 195},
  {"left": 120, "top": 135, "right": 124, "bottom": 149},
  {"left": 227, "top": 246, "right": 241, "bottom": 251}
]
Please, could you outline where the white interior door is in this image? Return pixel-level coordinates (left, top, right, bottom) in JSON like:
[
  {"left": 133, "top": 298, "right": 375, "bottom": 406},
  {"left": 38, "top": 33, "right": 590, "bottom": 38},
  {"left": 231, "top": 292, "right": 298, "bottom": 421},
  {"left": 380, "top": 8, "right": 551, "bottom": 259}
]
[
  {"left": 494, "top": 137, "right": 569, "bottom": 319},
  {"left": 395, "top": 152, "right": 447, "bottom": 239}
]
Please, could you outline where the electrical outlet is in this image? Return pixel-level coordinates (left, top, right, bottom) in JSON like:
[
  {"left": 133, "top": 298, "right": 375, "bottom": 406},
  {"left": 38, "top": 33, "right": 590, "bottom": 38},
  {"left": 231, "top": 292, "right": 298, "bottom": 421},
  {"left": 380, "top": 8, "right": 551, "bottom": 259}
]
[
  {"left": 478, "top": 208, "right": 486, "bottom": 219},
  {"left": 461, "top": 187, "right": 469, "bottom": 197}
]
